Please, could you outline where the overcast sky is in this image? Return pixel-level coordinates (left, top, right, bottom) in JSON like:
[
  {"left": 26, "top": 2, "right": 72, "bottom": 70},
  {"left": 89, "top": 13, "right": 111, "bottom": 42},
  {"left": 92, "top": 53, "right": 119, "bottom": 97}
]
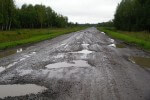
[{"left": 15, "top": 0, "right": 121, "bottom": 24}]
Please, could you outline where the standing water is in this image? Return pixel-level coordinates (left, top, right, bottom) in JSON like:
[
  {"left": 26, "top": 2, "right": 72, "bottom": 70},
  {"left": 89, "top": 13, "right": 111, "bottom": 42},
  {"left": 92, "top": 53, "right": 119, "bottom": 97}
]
[
  {"left": 0, "top": 48, "right": 24, "bottom": 59},
  {"left": 45, "top": 60, "right": 91, "bottom": 69},
  {"left": 129, "top": 57, "right": 150, "bottom": 68},
  {"left": 0, "top": 84, "right": 47, "bottom": 99}
]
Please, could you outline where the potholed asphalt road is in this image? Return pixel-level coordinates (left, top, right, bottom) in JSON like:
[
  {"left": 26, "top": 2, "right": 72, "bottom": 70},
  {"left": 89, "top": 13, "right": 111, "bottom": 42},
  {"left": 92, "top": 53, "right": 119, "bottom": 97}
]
[{"left": 0, "top": 27, "right": 150, "bottom": 100}]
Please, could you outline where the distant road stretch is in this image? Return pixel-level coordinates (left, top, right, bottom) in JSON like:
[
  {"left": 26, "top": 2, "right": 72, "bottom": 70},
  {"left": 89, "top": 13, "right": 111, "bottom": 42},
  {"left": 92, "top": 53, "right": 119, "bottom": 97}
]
[{"left": 0, "top": 27, "right": 150, "bottom": 100}]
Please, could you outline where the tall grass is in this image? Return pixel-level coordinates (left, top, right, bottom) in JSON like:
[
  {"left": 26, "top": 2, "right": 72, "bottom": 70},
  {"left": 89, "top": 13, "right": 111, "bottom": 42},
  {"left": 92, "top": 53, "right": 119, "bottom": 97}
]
[
  {"left": 0, "top": 27, "right": 86, "bottom": 50},
  {"left": 98, "top": 27, "right": 150, "bottom": 50}
]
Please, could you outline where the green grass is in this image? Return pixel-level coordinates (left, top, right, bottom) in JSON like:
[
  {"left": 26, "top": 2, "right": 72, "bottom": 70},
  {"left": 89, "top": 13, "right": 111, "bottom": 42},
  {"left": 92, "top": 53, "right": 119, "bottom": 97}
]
[
  {"left": 0, "top": 27, "right": 86, "bottom": 50},
  {"left": 97, "top": 27, "right": 150, "bottom": 50}
]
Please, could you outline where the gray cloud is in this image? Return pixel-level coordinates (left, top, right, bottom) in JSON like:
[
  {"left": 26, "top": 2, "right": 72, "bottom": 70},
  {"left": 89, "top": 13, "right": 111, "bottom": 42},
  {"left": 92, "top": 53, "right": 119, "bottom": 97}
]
[{"left": 15, "top": 0, "right": 121, "bottom": 23}]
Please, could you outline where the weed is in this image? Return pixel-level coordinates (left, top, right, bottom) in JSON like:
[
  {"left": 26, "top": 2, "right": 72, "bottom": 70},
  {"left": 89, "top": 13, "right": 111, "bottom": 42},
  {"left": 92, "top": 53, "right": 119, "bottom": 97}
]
[
  {"left": 98, "top": 27, "right": 150, "bottom": 51},
  {"left": 0, "top": 27, "right": 87, "bottom": 50}
]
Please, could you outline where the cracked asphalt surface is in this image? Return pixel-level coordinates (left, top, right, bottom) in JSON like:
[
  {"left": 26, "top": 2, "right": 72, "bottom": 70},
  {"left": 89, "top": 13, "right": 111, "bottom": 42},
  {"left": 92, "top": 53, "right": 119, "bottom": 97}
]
[{"left": 0, "top": 27, "right": 150, "bottom": 100}]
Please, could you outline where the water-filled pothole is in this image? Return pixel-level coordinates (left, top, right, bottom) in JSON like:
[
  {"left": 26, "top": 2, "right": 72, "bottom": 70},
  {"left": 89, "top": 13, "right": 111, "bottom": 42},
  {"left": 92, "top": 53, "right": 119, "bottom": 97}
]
[
  {"left": 0, "top": 67, "right": 5, "bottom": 73},
  {"left": 109, "top": 38, "right": 115, "bottom": 43},
  {"left": 82, "top": 44, "right": 89, "bottom": 49},
  {"left": 116, "top": 44, "right": 125, "bottom": 48},
  {"left": 108, "top": 44, "right": 116, "bottom": 48},
  {"left": 129, "top": 57, "right": 150, "bottom": 68},
  {"left": 0, "top": 51, "right": 36, "bottom": 73},
  {"left": 0, "top": 84, "right": 47, "bottom": 99},
  {"left": 45, "top": 60, "right": 91, "bottom": 69},
  {"left": 0, "top": 48, "right": 25, "bottom": 59},
  {"left": 108, "top": 43, "right": 126, "bottom": 48},
  {"left": 101, "top": 32, "right": 105, "bottom": 34},
  {"left": 0, "top": 61, "right": 18, "bottom": 73},
  {"left": 76, "top": 50, "right": 93, "bottom": 54},
  {"left": 71, "top": 43, "right": 93, "bottom": 54}
]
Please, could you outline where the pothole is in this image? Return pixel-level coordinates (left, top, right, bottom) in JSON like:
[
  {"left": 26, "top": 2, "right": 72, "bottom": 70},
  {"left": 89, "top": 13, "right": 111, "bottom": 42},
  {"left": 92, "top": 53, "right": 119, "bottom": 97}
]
[
  {"left": 0, "top": 61, "right": 18, "bottom": 73},
  {"left": 109, "top": 38, "right": 115, "bottom": 43},
  {"left": 116, "top": 44, "right": 125, "bottom": 48},
  {"left": 7, "top": 62, "right": 18, "bottom": 68},
  {"left": 108, "top": 43, "right": 126, "bottom": 48},
  {"left": 45, "top": 60, "right": 91, "bottom": 69},
  {"left": 18, "top": 69, "right": 33, "bottom": 76},
  {"left": 0, "top": 48, "right": 25, "bottom": 59},
  {"left": 70, "top": 43, "right": 93, "bottom": 55},
  {"left": 101, "top": 32, "right": 105, "bottom": 34},
  {"left": 0, "top": 67, "right": 5, "bottom": 73},
  {"left": 29, "top": 52, "right": 36, "bottom": 56},
  {"left": 0, "top": 52, "right": 36, "bottom": 73},
  {"left": 53, "top": 53, "right": 64, "bottom": 59},
  {"left": 129, "top": 56, "right": 150, "bottom": 68},
  {"left": 76, "top": 50, "right": 93, "bottom": 54},
  {"left": 81, "top": 44, "right": 89, "bottom": 49},
  {"left": 108, "top": 44, "right": 116, "bottom": 48},
  {"left": 0, "top": 84, "right": 47, "bottom": 99},
  {"left": 17, "top": 48, "right": 23, "bottom": 53}
]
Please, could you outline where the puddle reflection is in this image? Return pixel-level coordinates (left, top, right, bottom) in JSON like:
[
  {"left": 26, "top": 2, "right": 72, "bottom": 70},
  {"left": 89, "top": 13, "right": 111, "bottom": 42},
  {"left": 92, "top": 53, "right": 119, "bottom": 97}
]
[
  {"left": 108, "top": 43, "right": 125, "bottom": 48},
  {"left": 0, "top": 67, "right": 5, "bottom": 73},
  {"left": 108, "top": 44, "right": 116, "bottom": 48},
  {"left": 129, "top": 57, "right": 150, "bottom": 68},
  {"left": 0, "top": 48, "right": 25, "bottom": 59},
  {"left": 101, "top": 32, "right": 105, "bottom": 34},
  {"left": 45, "top": 60, "right": 90, "bottom": 69},
  {"left": 0, "top": 84, "right": 47, "bottom": 99},
  {"left": 17, "top": 48, "right": 23, "bottom": 53}
]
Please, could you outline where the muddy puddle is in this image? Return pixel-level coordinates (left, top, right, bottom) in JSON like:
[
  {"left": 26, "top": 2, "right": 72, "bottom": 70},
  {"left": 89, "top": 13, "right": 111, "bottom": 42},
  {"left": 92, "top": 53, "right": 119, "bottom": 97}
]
[
  {"left": 108, "top": 43, "right": 125, "bottom": 48},
  {"left": 116, "top": 44, "right": 125, "bottom": 48},
  {"left": 129, "top": 57, "right": 150, "bottom": 68},
  {"left": 45, "top": 60, "right": 91, "bottom": 69},
  {"left": 0, "top": 84, "right": 47, "bottom": 99},
  {"left": 108, "top": 37, "right": 126, "bottom": 48},
  {"left": 0, "top": 48, "right": 25, "bottom": 59}
]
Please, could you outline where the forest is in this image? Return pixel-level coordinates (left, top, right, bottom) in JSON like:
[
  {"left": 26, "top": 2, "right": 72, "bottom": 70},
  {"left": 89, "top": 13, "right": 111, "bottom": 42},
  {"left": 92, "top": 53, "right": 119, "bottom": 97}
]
[
  {"left": 114, "top": 0, "right": 150, "bottom": 31},
  {"left": 0, "top": 0, "right": 69, "bottom": 30},
  {"left": 98, "top": 0, "right": 150, "bottom": 50}
]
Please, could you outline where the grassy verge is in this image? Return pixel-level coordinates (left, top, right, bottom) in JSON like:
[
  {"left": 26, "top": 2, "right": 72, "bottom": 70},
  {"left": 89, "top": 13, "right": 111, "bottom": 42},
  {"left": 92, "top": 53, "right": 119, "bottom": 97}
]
[
  {"left": 0, "top": 27, "right": 86, "bottom": 50},
  {"left": 97, "top": 27, "right": 150, "bottom": 50}
]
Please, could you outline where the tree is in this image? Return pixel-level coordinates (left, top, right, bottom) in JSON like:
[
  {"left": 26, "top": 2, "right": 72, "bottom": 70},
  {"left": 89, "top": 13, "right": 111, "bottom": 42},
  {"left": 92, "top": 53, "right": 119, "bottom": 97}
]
[
  {"left": 45, "top": 7, "right": 53, "bottom": 27},
  {"left": 0, "top": 0, "right": 15, "bottom": 30},
  {"left": 0, "top": 0, "right": 4, "bottom": 30},
  {"left": 0, "top": 1, "right": 69, "bottom": 30},
  {"left": 34, "top": 5, "right": 46, "bottom": 28},
  {"left": 114, "top": 0, "right": 150, "bottom": 31}
]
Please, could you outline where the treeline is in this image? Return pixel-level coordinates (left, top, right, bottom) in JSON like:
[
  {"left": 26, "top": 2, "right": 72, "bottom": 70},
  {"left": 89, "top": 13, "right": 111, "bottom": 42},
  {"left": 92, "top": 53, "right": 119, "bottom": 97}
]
[
  {"left": 97, "top": 20, "right": 114, "bottom": 27},
  {"left": 114, "top": 0, "right": 150, "bottom": 31},
  {"left": 0, "top": 0, "right": 69, "bottom": 30}
]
